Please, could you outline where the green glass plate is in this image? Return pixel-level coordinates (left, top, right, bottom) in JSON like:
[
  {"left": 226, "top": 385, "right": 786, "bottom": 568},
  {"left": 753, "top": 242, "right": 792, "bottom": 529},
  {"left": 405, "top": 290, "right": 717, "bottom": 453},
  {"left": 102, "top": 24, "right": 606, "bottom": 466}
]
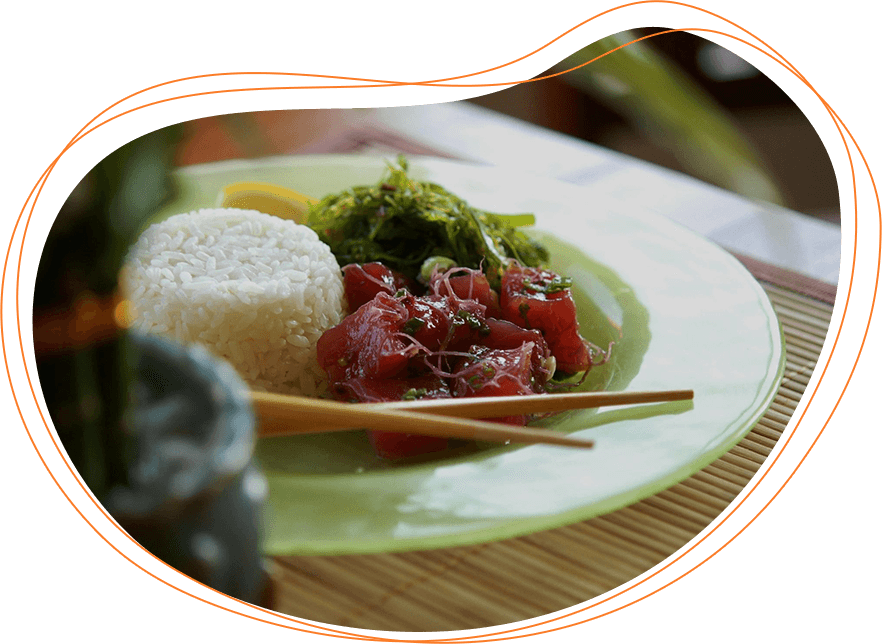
[{"left": 156, "top": 155, "right": 785, "bottom": 556}]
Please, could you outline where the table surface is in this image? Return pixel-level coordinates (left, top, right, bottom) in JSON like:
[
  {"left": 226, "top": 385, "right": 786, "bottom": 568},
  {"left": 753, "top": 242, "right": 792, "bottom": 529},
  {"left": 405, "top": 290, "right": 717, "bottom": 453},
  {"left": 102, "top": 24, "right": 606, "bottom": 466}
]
[{"left": 177, "top": 101, "right": 839, "bottom": 629}]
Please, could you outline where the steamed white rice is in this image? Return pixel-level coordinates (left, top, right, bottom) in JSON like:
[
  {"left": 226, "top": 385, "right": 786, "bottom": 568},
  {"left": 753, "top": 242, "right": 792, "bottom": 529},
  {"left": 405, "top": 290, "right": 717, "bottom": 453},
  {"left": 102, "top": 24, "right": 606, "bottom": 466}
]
[{"left": 122, "top": 208, "right": 345, "bottom": 396}]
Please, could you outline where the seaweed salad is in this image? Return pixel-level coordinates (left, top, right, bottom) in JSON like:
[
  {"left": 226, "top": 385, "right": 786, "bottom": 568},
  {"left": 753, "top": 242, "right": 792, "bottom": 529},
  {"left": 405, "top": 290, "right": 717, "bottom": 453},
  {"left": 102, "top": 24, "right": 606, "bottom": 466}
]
[{"left": 306, "top": 156, "right": 549, "bottom": 286}]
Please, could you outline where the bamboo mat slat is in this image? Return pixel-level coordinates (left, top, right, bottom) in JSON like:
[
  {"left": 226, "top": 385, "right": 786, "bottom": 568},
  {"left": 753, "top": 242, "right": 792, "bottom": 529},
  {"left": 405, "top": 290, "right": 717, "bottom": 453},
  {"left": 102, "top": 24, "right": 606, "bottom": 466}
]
[{"left": 269, "top": 282, "right": 833, "bottom": 631}]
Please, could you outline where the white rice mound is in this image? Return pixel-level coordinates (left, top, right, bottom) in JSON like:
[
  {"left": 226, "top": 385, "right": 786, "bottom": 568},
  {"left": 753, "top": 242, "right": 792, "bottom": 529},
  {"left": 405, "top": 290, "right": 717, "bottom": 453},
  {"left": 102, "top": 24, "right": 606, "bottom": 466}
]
[{"left": 122, "top": 208, "right": 346, "bottom": 396}]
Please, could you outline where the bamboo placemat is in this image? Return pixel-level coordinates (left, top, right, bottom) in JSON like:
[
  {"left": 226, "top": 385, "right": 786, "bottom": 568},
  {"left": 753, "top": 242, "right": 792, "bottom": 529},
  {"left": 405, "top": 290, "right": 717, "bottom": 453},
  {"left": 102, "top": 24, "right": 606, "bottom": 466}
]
[{"left": 253, "top": 125, "right": 837, "bottom": 631}]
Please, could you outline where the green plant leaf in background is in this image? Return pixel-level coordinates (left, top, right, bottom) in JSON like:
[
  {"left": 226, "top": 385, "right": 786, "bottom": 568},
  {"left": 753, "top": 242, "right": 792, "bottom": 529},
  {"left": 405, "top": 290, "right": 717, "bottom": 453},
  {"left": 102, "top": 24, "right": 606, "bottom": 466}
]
[{"left": 554, "top": 31, "right": 786, "bottom": 206}]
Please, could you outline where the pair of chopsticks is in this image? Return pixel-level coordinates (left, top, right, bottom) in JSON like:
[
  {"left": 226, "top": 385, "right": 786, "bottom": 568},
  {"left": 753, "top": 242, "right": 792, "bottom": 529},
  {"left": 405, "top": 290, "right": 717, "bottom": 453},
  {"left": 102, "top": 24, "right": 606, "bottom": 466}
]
[{"left": 251, "top": 389, "right": 694, "bottom": 449}]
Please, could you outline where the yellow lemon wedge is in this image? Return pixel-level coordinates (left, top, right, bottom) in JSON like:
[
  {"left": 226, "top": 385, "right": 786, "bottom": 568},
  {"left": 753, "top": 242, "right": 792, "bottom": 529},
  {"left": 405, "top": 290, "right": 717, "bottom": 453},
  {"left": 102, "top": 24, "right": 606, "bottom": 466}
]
[{"left": 218, "top": 181, "right": 316, "bottom": 223}]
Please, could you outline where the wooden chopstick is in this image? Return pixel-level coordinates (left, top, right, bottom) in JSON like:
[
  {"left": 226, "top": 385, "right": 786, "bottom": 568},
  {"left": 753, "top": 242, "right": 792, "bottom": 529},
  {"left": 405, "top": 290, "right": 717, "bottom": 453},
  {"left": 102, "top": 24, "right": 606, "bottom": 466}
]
[
  {"left": 253, "top": 393, "right": 596, "bottom": 448},
  {"left": 250, "top": 389, "right": 693, "bottom": 447},
  {"left": 370, "top": 389, "right": 694, "bottom": 418}
]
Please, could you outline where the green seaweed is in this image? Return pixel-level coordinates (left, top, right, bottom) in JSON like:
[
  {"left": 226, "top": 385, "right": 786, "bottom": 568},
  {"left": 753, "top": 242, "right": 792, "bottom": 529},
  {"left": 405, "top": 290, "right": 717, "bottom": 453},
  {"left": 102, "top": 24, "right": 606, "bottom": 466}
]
[{"left": 306, "top": 156, "right": 549, "bottom": 285}]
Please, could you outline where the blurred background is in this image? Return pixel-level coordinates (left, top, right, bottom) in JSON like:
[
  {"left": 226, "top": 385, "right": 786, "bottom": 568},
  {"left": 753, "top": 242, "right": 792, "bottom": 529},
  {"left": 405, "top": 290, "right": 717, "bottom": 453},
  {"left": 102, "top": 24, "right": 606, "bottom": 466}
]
[
  {"left": 172, "top": 29, "right": 839, "bottom": 224},
  {"left": 472, "top": 29, "right": 839, "bottom": 222}
]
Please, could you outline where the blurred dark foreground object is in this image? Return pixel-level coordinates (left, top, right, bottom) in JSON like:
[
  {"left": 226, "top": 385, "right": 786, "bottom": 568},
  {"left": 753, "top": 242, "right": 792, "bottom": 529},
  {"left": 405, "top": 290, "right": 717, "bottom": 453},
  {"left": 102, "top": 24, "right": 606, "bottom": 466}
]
[
  {"left": 33, "top": 126, "right": 272, "bottom": 606},
  {"left": 107, "top": 332, "right": 268, "bottom": 604}
]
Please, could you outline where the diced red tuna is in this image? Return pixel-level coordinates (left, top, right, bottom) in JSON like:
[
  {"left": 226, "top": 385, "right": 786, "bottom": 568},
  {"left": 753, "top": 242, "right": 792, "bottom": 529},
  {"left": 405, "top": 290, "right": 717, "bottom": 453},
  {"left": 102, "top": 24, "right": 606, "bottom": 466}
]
[
  {"left": 316, "top": 293, "right": 414, "bottom": 382},
  {"left": 431, "top": 268, "right": 502, "bottom": 317},
  {"left": 499, "top": 262, "right": 593, "bottom": 374},
  {"left": 342, "top": 262, "right": 414, "bottom": 312},
  {"left": 398, "top": 293, "right": 488, "bottom": 353},
  {"left": 449, "top": 343, "right": 544, "bottom": 425},
  {"left": 482, "top": 318, "right": 553, "bottom": 388}
]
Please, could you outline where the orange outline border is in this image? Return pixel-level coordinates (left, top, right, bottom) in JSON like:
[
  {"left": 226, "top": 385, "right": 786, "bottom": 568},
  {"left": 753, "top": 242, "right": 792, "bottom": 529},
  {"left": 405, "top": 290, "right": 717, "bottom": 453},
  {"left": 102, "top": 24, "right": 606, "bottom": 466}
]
[{"left": 5, "top": 2, "right": 879, "bottom": 640}]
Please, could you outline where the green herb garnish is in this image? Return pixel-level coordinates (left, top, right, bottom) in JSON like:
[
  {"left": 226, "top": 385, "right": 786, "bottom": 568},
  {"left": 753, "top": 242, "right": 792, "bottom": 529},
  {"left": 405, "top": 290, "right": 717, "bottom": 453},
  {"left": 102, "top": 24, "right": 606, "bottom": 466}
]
[
  {"left": 523, "top": 275, "right": 573, "bottom": 295},
  {"left": 455, "top": 310, "right": 483, "bottom": 329},
  {"left": 544, "top": 276, "right": 573, "bottom": 294},
  {"left": 306, "top": 156, "right": 549, "bottom": 285},
  {"left": 401, "top": 388, "right": 428, "bottom": 401},
  {"left": 402, "top": 317, "right": 426, "bottom": 334},
  {"left": 466, "top": 363, "right": 496, "bottom": 389}
]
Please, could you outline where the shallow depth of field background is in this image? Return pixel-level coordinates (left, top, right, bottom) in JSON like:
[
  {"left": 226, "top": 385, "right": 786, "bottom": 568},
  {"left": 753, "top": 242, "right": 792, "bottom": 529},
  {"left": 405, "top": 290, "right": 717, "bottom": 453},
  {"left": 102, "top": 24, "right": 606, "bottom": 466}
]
[
  {"left": 470, "top": 29, "right": 839, "bottom": 222},
  {"left": 172, "top": 29, "right": 839, "bottom": 224}
]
